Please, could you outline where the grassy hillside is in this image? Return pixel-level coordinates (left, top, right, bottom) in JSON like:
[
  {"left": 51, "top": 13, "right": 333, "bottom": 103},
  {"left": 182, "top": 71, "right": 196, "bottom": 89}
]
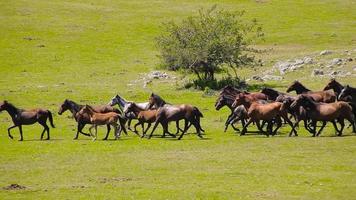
[{"left": 0, "top": 0, "right": 355, "bottom": 199}]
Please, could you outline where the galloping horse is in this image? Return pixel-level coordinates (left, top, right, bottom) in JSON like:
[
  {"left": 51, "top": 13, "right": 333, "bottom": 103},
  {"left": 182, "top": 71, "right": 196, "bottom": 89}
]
[
  {"left": 108, "top": 94, "right": 150, "bottom": 131},
  {"left": 286, "top": 80, "right": 336, "bottom": 103},
  {"left": 0, "top": 101, "right": 55, "bottom": 141},
  {"left": 232, "top": 94, "right": 295, "bottom": 136},
  {"left": 290, "top": 95, "right": 356, "bottom": 136},
  {"left": 147, "top": 93, "right": 204, "bottom": 140},
  {"left": 58, "top": 99, "right": 126, "bottom": 140},
  {"left": 216, "top": 86, "right": 267, "bottom": 132},
  {"left": 78, "top": 105, "right": 122, "bottom": 140},
  {"left": 124, "top": 102, "right": 159, "bottom": 137}
]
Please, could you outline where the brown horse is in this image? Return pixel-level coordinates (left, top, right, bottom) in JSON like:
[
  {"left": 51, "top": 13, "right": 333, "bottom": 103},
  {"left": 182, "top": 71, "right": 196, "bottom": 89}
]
[
  {"left": 286, "top": 80, "right": 336, "bottom": 103},
  {"left": 78, "top": 105, "right": 122, "bottom": 140},
  {"left": 290, "top": 95, "right": 356, "bottom": 136},
  {"left": 232, "top": 94, "right": 294, "bottom": 136},
  {"left": 124, "top": 102, "right": 160, "bottom": 137},
  {"left": 0, "top": 101, "right": 55, "bottom": 141},
  {"left": 58, "top": 99, "right": 126, "bottom": 140},
  {"left": 147, "top": 93, "right": 204, "bottom": 140}
]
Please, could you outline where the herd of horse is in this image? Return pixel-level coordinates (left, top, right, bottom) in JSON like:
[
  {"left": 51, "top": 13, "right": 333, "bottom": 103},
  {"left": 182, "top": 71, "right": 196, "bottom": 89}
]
[{"left": 0, "top": 79, "right": 356, "bottom": 141}]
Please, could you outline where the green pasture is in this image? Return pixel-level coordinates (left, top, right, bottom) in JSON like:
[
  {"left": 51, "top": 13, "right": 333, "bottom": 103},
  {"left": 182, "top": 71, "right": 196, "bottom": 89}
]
[{"left": 0, "top": 0, "right": 355, "bottom": 199}]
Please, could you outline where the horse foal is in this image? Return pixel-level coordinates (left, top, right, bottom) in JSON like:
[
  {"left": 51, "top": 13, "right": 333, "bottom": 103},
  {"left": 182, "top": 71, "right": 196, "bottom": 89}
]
[{"left": 79, "top": 105, "right": 121, "bottom": 141}]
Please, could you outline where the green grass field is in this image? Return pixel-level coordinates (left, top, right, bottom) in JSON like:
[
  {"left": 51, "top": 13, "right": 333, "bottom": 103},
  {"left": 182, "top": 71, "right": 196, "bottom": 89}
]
[{"left": 0, "top": 0, "right": 356, "bottom": 199}]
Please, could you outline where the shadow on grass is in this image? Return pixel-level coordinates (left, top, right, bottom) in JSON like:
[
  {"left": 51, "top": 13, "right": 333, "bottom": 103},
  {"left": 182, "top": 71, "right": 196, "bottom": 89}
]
[{"left": 246, "top": 82, "right": 283, "bottom": 92}]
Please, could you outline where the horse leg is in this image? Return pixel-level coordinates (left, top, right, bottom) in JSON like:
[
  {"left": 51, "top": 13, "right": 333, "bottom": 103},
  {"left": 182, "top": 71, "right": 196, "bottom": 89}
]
[
  {"left": 178, "top": 120, "right": 190, "bottom": 140},
  {"left": 224, "top": 113, "right": 234, "bottom": 132},
  {"left": 102, "top": 124, "right": 111, "bottom": 140},
  {"left": 127, "top": 118, "right": 132, "bottom": 131},
  {"left": 240, "top": 119, "right": 253, "bottom": 136},
  {"left": 337, "top": 119, "right": 345, "bottom": 136},
  {"left": 272, "top": 117, "right": 283, "bottom": 136},
  {"left": 78, "top": 123, "right": 90, "bottom": 137},
  {"left": 331, "top": 120, "right": 341, "bottom": 136},
  {"left": 175, "top": 120, "right": 181, "bottom": 134},
  {"left": 39, "top": 121, "right": 50, "bottom": 140},
  {"left": 281, "top": 114, "right": 297, "bottom": 136},
  {"left": 18, "top": 125, "right": 23, "bottom": 141},
  {"left": 289, "top": 119, "right": 301, "bottom": 137},
  {"left": 255, "top": 120, "right": 266, "bottom": 134},
  {"left": 113, "top": 124, "right": 120, "bottom": 139},
  {"left": 88, "top": 125, "right": 96, "bottom": 140},
  {"left": 142, "top": 123, "right": 151, "bottom": 138},
  {"left": 7, "top": 125, "right": 17, "bottom": 139},
  {"left": 316, "top": 121, "right": 327, "bottom": 136},
  {"left": 134, "top": 121, "right": 140, "bottom": 134},
  {"left": 148, "top": 121, "right": 160, "bottom": 139},
  {"left": 266, "top": 121, "right": 273, "bottom": 137}
]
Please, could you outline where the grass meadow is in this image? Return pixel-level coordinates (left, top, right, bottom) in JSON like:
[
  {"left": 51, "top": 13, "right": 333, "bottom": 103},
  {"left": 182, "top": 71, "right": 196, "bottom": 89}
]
[{"left": 0, "top": 0, "right": 356, "bottom": 199}]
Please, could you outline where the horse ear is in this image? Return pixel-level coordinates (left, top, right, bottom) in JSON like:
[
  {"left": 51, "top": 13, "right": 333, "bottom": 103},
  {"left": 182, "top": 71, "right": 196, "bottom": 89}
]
[
  {"left": 151, "top": 93, "right": 155, "bottom": 97},
  {"left": 116, "top": 94, "right": 119, "bottom": 98},
  {"left": 3, "top": 100, "right": 8, "bottom": 104}
]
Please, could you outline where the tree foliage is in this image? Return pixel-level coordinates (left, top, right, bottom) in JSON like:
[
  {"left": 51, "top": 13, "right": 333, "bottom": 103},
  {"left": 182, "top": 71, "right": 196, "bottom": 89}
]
[{"left": 156, "top": 6, "right": 263, "bottom": 82}]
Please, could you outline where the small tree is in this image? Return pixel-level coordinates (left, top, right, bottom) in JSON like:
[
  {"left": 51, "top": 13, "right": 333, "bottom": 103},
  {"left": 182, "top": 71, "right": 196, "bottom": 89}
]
[{"left": 156, "top": 6, "right": 263, "bottom": 84}]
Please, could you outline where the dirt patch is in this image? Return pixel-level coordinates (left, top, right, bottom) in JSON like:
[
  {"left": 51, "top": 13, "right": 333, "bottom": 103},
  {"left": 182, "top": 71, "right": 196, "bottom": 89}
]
[
  {"left": 3, "top": 184, "right": 26, "bottom": 190},
  {"left": 99, "top": 177, "right": 133, "bottom": 183}
]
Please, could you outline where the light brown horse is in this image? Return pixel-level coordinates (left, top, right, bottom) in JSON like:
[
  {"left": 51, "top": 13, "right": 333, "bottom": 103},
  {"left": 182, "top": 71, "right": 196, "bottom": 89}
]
[
  {"left": 0, "top": 101, "right": 55, "bottom": 141},
  {"left": 286, "top": 80, "right": 336, "bottom": 103},
  {"left": 290, "top": 95, "right": 356, "bottom": 136},
  {"left": 58, "top": 99, "right": 126, "bottom": 140},
  {"left": 78, "top": 105, "right": 122, "bottom": 141},
  {"left": 232, "top": 94, "right": 295, "bottom": 136}
]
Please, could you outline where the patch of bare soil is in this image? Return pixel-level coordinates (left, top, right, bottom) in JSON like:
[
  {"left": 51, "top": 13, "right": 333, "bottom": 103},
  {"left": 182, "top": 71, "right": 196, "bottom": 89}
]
[
  {"left": 3, "top": 184, "right": 26, "bottom": 190},
  {"left": 99, "top": 177, "right": 133, "bottom": 183}
]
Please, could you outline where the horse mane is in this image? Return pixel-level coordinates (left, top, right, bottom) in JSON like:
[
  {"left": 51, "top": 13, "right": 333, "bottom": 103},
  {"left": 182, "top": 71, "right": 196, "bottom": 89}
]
[
  {"left": 66, "top": 99, "right": 83, "bottom": 113},
  {"left": 2, "top": 101, "right": 20, "bottom": 114},
  {"left": 301, "top": 95, "right": 317, "bottom": 110}
]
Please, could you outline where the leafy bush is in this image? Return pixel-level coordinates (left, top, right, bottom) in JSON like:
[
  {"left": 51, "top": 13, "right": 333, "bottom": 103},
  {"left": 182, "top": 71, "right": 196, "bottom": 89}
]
[{"left": 156, "top": 5, "right": 263, "bottom": 86}]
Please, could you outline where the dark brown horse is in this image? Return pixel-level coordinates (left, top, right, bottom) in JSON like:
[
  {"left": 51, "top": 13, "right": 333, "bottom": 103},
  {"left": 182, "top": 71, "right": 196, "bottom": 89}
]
[
  {"left": 0, "top": 101, "right": 55, "bottom": 141},
  {"left": 290, "top": 95, "right": 356, "bottom": 136},
  {"left": 286, "top": 80, "right": 336, "bottom": 103},
  {"left": 323, "top": 79, "right": 344, "bottom": 99},
  {"left": 261, "top": 87, "right": 287, "bottom": 101},
  {"left": 58, "top": 99, "right": 126, "bottom": 140},
  {"left": 147, "top": 93, "right": 204, "bottom": 140}
]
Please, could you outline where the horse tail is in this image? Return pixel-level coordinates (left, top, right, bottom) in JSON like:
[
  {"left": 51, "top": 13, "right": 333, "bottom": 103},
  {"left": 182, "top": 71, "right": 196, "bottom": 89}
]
[{"left": 47, "top": 110, "right": 55, "bottom": 128}]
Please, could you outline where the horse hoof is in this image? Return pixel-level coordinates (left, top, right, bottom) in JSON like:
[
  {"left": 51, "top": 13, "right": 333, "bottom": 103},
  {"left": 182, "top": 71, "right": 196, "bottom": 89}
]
[{"left": 73, "top": 137, "right": 78, "bottom": 140}]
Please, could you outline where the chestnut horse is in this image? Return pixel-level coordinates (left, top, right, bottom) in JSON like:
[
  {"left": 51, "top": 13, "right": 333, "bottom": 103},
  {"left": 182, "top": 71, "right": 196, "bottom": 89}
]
[
  {"left": 286, "top": 80, "right": 336, "bottom": 103},
  {"left": 0, "top": 101, "right": 55, "bottom": 141},
  {"left": 147, "top": 93, "right": 204, "bottom": 140},
  {"left": 78, "top": 105, "right": 122, "bottom": 141},
  {"left": 290, "top": 95, "right": 356, "bottom": 136},
  {"left": 124, "top": 102, "right": 161, "bottom": 137},
  {"left": 232, "top": 94, "right": 294, "bottom": 136},
  {"left": 108, "top": 94, "right": 150, "bottom": 131},
  {"left": 216, "top": 86, "right": 267, "bottom": 132},
  {"left": 58, "top": 99, "right": 126, "bottom": 140}
]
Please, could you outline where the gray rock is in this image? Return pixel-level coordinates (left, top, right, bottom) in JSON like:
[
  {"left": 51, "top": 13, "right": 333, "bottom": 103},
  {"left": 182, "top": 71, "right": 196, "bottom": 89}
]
[
  {"left": 262, "top": 75, "right": 283, "bottom": 81},
  {"left": 353, "top": 66, "right": 356, "bottom": 71},
  {"left": 330, "top": 58, "right": 342, "bottom": 66},
  {"left": 251, "top": 75, "right": 263, "bottom": 81},
  {"left": 312, "top": 69, "right": 324, "bottom": 76},
  {"left": 320, "top": 50, "right": 332, "bottom": 56},
  {"left": 303, "top": 57, "right": 313, "bottom": 64}
]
